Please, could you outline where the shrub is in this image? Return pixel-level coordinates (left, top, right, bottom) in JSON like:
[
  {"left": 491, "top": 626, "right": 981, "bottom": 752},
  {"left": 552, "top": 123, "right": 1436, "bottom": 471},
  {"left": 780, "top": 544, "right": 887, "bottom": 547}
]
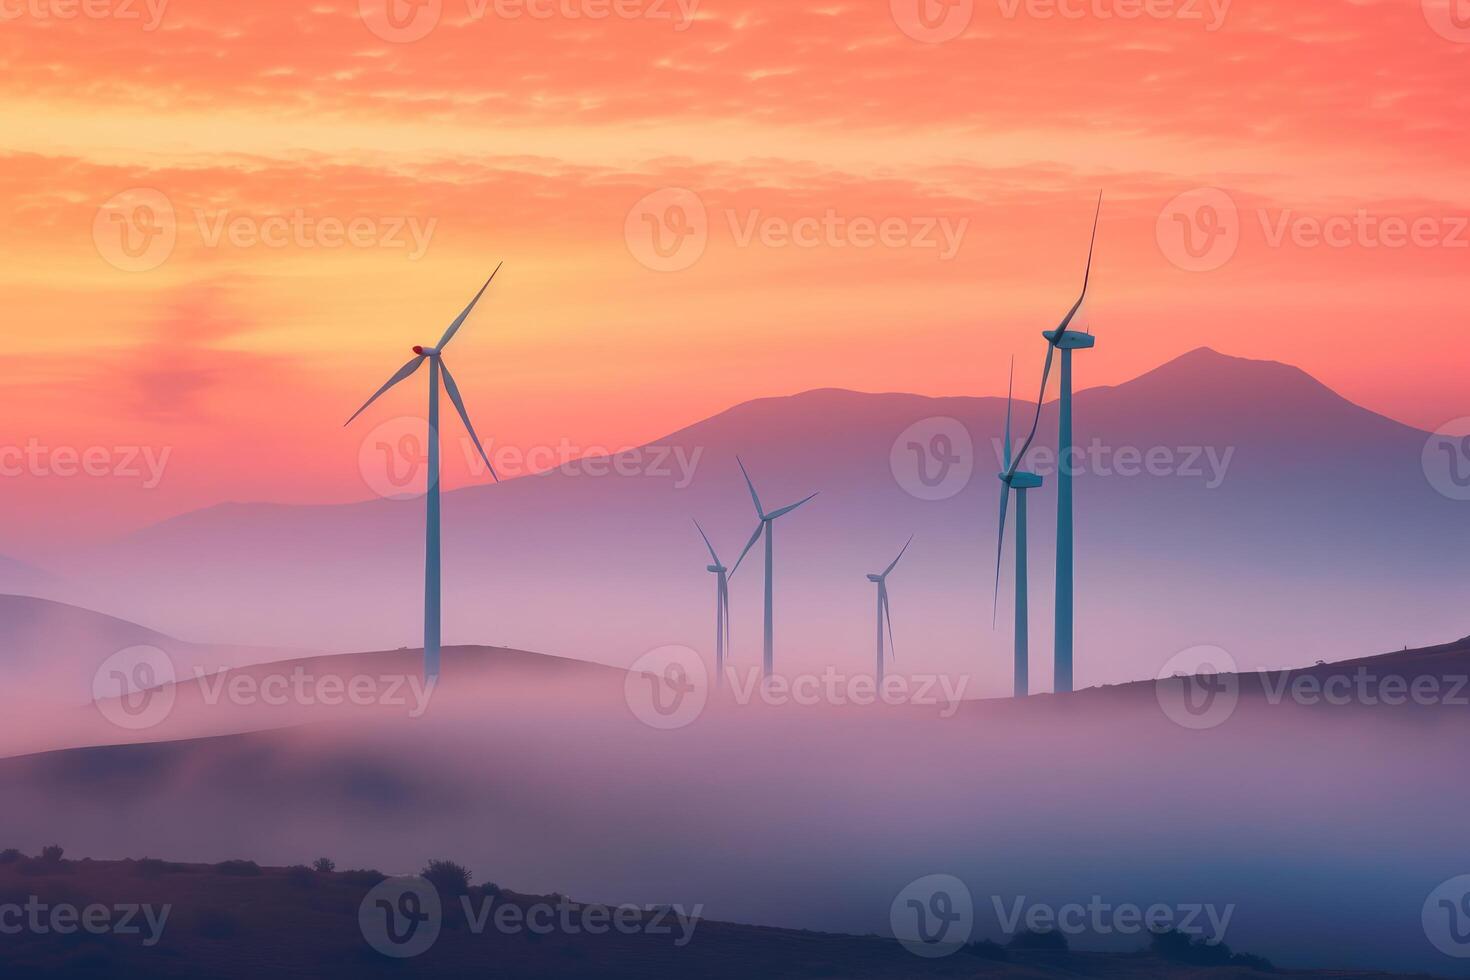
[
  {"left": 134, "top": 857, "right": 187, "bottom": 878},
  {"left": 1007, "top": 928, "right": 1069, "bottom": 951},
  {"left": 421, "top": 859, "right": 472, "bottom": 896},
  {"left": 213, "top": 860, "right": 262, "bottom": 877},
  {"left": 1146, "top": 934, "right": 1252, "bottom": 969},
  {"left": 0, "top": 849, "right": 21, "bottom": 864},
  {"left": 339, "top": 869, "right": 388, "bottom": 888},
  {"left": 963, "top": 939, "right": 1010, "bottom": 961},
  {"left": 40, "top": 844, "right": 64, "bottom": 864},
  {"left": 479, "top": 882, "right": 502, "bottom": 899},
  {"left": 1232, "top": 952, "right": 1276, "bottom": 972},
  {"left": 312, "top": 858, "right": 336, "bottom": 873},
  {"left": 285, "top": 865, "right": 316, "bottom": 889}
]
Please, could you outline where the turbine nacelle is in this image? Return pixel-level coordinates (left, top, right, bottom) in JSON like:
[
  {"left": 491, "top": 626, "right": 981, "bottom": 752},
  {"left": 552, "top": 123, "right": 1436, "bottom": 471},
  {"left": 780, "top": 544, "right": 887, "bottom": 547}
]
[
  {"left": 1000, "top": 470, "right": 1043, "bottom": 490},
  {"left": 707, "top": 563, "right": 726, "bottom": 574},
  {"left": 866, "top": 573, "right": 883, "bottom": 583},
  {"left": 1042, "top": 329, "right": 1095, "bottom": 351},
  {"left": 412, "top": 345, "right": 440, "bottom": 357}
]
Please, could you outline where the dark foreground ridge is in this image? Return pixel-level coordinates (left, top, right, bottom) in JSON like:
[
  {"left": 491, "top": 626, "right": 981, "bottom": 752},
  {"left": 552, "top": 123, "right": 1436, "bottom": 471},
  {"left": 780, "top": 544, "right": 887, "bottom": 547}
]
[{"left": 0, "top": 853, "right": 1436, "bottom": 979}]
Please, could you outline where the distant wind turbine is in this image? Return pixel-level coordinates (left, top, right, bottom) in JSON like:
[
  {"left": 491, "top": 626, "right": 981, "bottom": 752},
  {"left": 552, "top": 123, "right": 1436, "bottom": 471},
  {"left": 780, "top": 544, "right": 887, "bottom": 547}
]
[
  {"left": 1006, "top": 194, "right": 1101, "bottom": 694},
  {"left": 992, "top": 360, "right": 1042, "bottom": 699},
  {"left": 867, "top": 537, "right": 912, "bottom": 686},
  {"left": 693, "top": 519, "right": 731, "bottom": 687},
  {"left": 344, "top": 265, "right": 504, "bottom": 682},
  {"left": 731, "top": 457, "right": 818, "bottom": 679}
]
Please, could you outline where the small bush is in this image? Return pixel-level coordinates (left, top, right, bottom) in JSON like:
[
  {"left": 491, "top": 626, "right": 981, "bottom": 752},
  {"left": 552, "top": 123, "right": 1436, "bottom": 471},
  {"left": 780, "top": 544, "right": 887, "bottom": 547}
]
[
  {"left": 421, "top": 859, "right": 472, "bottom": 896},
  {"left": 312, "top": 858, "right": 336, "bottom": 873},
  {"left": 134, "top": 857, "right": 186, "bottom": 878},
  {"left": 17, "top": 857, "right": 72, "bottom": 877},
  {"left": 285, "top": 865, "right": 316, "bottom": 889},
  {"left": 1232, "top": 951, "right": 1276, "bottom": 972},
  {"left": 1149, "top": 928, "right": 1272, "bottom": 971},
  {"left": 339, "top": 869, "right": 387, "bottom": 888},
  {"left": 479, "top": 882, "right": 502, "bottom": 899},
  {"left": 213, "top": 860, "right": 262, "bottom": 877},
  {"left": 0, "top": 849, "right": 21, "bottom": 864},
  {"left": 963, "top": 939, "right": 1010, "bottom": 960},
  {"left": 1007, "top": 928, "right": 1069, "bottom": 951},
  {"left": 40, "top": 844, "right": 65, "bottom": 864}
]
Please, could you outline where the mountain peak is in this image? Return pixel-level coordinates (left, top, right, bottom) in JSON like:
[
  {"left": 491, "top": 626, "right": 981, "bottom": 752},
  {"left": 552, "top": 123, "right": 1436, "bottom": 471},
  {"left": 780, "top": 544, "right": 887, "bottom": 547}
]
[{"left": 1125, "top": 345, "right": 1328, "bottom": 396}]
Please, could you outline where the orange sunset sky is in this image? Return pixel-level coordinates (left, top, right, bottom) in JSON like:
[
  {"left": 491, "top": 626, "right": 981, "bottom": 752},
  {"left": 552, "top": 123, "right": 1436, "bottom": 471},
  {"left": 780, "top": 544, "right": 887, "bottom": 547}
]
[{"left": 1, "top": 0, "right": 1468, "bottom": 550}]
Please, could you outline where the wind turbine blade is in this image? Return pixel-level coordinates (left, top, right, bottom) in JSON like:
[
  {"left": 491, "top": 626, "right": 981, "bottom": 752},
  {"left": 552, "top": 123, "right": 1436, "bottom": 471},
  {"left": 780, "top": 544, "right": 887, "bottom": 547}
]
[
  {"left": 992, "top": 486, "right": 1011, "bottom": 627},
  {"left": 439, "top": 361, "right": 499, "bottom": 483},
  {"left": 881, "top": 586, "right": 896, "bottom": 663},
  {"left": 437, "top": 263, "right": 503, "bottom": 350},
  {"left": 720, "top": 577, "right": 731, "bottom": 649},
  {"left": 344, "top": 356, "right": 425, "bottom": 426},
  {"left": 882, "top": 534, "right": 914, "bottom": 578},
  {"left": 1003, "top": 356, "right": 1014, "bottom": 471},
  {"left": 736, "top": 456, "right": 764, "bottom": 517},
  {"left": 731, "top": 523, "right": 764, "bottom": 577},
  {"left": 693, "top": 519, "right": 721, "bottom": 565},
  {"left": 1052, "top": 192, "right": 1102, "bottom": 338},
  {"left": 1008, "top": 344, "right": 1055, "bottom": 478},
  {"left": 766, "top": 492, "right": 819, "bottom": 521}
]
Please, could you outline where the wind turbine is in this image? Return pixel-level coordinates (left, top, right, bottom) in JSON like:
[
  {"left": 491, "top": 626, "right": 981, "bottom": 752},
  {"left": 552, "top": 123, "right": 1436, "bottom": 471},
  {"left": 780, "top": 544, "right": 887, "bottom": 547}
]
[
  {"left": 867, "top": 537, "right": 912, "bottom": 686},
  {"left": 992, "top": 361, "right": 1042, "bottom": 699},
  {"left": 731, "top": 457, "right": 818, "bottom": 679},
  {"left": 1007, "top": 194, "right": 1101, "bottom": 695},
  {"left": 693, "top": 519, "right": 731, "bottom": 687},
  {"left": 345, "top": 265, "right": 504, "bottom": 682}
]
